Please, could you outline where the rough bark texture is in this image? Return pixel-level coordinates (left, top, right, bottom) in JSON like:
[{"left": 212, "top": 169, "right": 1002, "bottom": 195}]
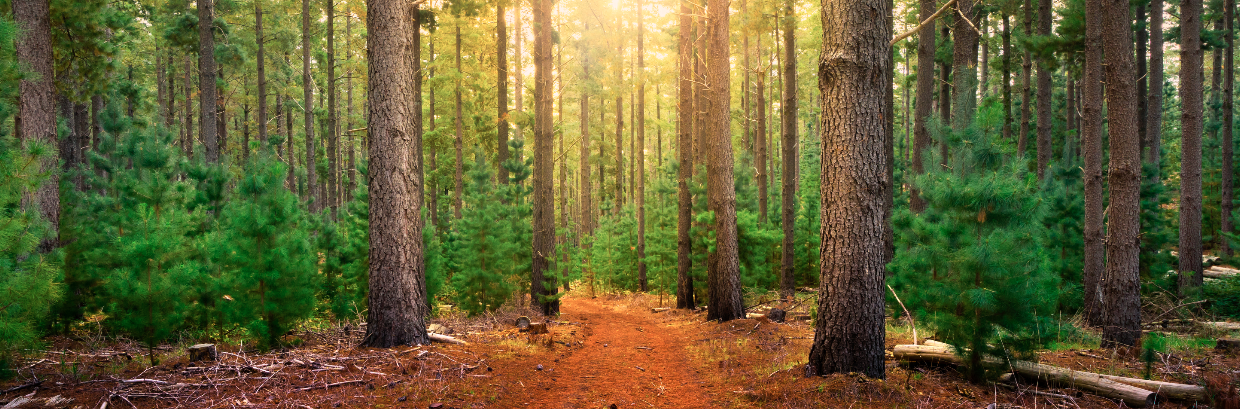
[
  {"left": 453, "top": 25, "right": 464, "bottom": 219},
  {"left": 676, "top": 2, "right": 696, "bottom": 310},
  {"left": 580, "top": 27, "right": 593, "bottom": 236},
  {"left": 1018, "top": 0, "right": 1032, "bottom": 159},
  {"left": 184, "top": 56, "right": 193, "bottom": 156},
  {"left": 704, "top": 0, "right": 742, "bottom": 323},
  {"left": 615, "top": 94, "right": 624, "bottom": 213},
  {"left": 1002, "top": 14, "right": 1012, "bottom": 141},
  {"left": 199, "top": 0, "right": 218, "bottom": 162},
  {"left": 1035, "top": 0, "right": 1051, "bottom": 180},
  {"left": 362, "top": 0, "right": 429, "bottom": 348},
  {"left": 327, "top": 0, "right": 339, "bottom": 214},
  {"left": 637, "top": 0, "right": 647, "bottom": 292},
  {"left": 951, "top": 0, "right": 979, "bottom": 129},
  {"left": 806, "top": 0, "right": 889, "bottom": 379},
  {"left": 910, "top": 0, "right": 935, "bottom": 213},
  {"left": 256, "top": 0, "right": 267, "bottom": 146},
  {"left": 779, "top": 0, "right": 797, "bottom": 300},
  {"left": 531, "top": 0, "right": 558, "bottom": 316},
  {"left": 1136, "top": 3, "right": 1148, "bottom": 154},
  {"left": 1223, "top": 0, "right": 1235, "bottom": 257},
  {"left": 1178, "top": 0, "right": 1204, "bottom": 293},
  {"left": 409, "top": 2, "right": 426, "bottom": 310},
  {"left": 1082, "top": 0, "right": 1105, "bottom": 327},
  {"left": 1146, "top": 0, "right": 1164, "bottom": 171},
  {"left": 1101, "top": 0, "right": 1143, "bottom": 347},
  {"left": 301, "top": 0, "right": 317, "bottom": 209},
  {"left": 497, "top": 3, "right": 510, "bottom": 184}
]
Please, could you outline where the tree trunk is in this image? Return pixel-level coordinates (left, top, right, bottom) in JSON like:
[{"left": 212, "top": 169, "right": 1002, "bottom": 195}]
[
  {"left": 184, "top": 56, "right": 194, "bottom": 156},
  {"left": 199, "top": 0, "right": 218, "bottom": 162},
  {"left": 756, "top": 54, "right": 768, "bottom": 225},
  {"left": 256, "top": 0, "right": 267, "bottom": 146},
  {"left": 1146, "top": 0, "right": 1164, "bottom": 171},
  {"left": 453, "top": 24, "right": 464, "bottom": 219},
  {"left": 1002, "top": 13, "right": 1012, "bottom": 141},
  {"left": 806, "top": 0, "right": 890, "bottom": 379},
  {"left": 558, "top": 28, "right": 569, "bottom": 292},
  {"left": 1101, "top": 0, "right": 1143, "bottom": 347},
  {"left": 1018, "top": 0, "right": 1032, "bottom": 159},
  {"left": 980, "top": 16, "right": 989, "bottom": 98},
  {"left": 302, "top": 0, "right": 317, "bottom": 209},
  {"left": 704, "top": 0, "right": 742, "bottom": 323},
  {"left": 952, "top": 0, "right": 979, "bottom": 129},
  {"left": 910, "top": 0, "right": 935, "bottom": 213},
  {"left": 676, "top": 2, "right": 696, "bottom": 309},
  {"left": 497, "top": 3, "right": 510, "bottom": 183},
  {"left": 1178, "top": 0, "right": 1204, "bottom": 294},
  {"left": 1083, "top": 0, "right": 1105, "bottom": 327},
  {"left": 1222, "top": 0, "right": 1234, "bottom": 257},
  {"left": 779, "top": 0, "right": 797, "bottom": 299},
  {"left": 157, "top": 51, "right": 169, "bottom": 126},
  {"left": 637, "top": 0, "right": 648, "bottom": 292},
  {"left": 429, "top": 38, "right": 438, "bottom": 230},
  {"left": 580, "top": 25, "right": 592, "bottom": 236},
  {"left": 531, "top": 0, "right": 558, "bottom": 316},
  {"left": 347, "top": 14, "right": 356, "bottom": 195},
  {"left": 362, "top": 0, "right": 429, "bottom": 348},
  {"left": 327, "top": 0, "right": 339, "bottom": 215},
  {"left": 409, "top": 2, "right": 427, "bottom": 312},
  {"left": 615, "top": 95, "right": 624, "bottom": 213},
  {"left": 1035, "top": 0, "right": 1051, "bottom": 180},
  {"left": 1137, "top": 2, "right": 1148, "bottom": 155}
]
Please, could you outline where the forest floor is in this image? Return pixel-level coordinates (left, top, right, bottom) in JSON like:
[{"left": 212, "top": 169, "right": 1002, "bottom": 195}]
[{"left": 3, "top": 293, "right": 1240, "bottom": 408}]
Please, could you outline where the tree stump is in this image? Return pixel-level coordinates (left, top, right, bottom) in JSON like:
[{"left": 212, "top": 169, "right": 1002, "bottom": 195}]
[
  {"left": 187, "top": 344, "right": 217, "bottom": 362},
  {"left": 1217, "top": 338, "right": 1240, "bottom": 354},
  {"left": 768, "top": 308, "right": 787, "bottom": 323},
  {"left": 515, "top": 316, "right": 531, "bottom": 330},
  {"left": 527, "top": 322, "right": 549, "bottom": 334}
]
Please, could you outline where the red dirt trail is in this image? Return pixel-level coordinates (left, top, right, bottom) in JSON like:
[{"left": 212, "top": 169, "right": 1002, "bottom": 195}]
[{"left": 528, "top": 297, "right": 714, "bottom": 408}]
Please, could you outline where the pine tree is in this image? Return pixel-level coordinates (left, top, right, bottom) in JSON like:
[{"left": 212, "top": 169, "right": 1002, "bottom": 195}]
[
  {"left": 890, "top": 122, "right": 1058, "bottom": 382},
  {"left": 214, "top": 147, "right": 316, "bottom": 349},
  {"left": 449, "top": 150, "right": 519, "bottom": 315},
  {"left": 0, "top": 133, "right": 58, "bottom": 376}
]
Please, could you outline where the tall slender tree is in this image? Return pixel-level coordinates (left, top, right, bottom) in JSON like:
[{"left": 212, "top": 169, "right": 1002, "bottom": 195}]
[
  {"left": 199, "top": 0, "right": 218, "bottom": 162},
  {"left": 1002, "top": 13, "right": 1013, "bottom": 141},
  {"left": 1178, "top": 0, "right": 1204, "bottom": 294},
  {"left": 1035, "top": 0, "right": 1051, "bottom": 179},
  {"left": 302, "top": 0, "right": 317, "bottom": 209},
  {"left": 1146, "top": 0, "right": 1164, "bottom": 170},
  {"left": 531, "top": 0, "right": 558, "bottom": 316},
  {"left": 327, "top": 0, "right": 339, "bottom": 214},
  {"left": 497, "top": 2, "right": 510, "bottom": 183},
  {"left": 1018, "top": 0, "right": 1033, "bottom": 158},
  {"left": 779, "top": 0, "right": 798, "bottom": 300},
  {"left": 952, "top": 0, "right": 980, "bottom": 128},
  {"left": 453, "top": 24, "right": 465, "bottom": 219},
  {"left": 1222, "top": 0, "right": 1235, "bottom": 257},
  {"left": 806, "top": 0, "right": 889, "bottom": 379},
  {"left": 13, "top": 0, "right": 58, "bottom": 248},
  {"left": 636, "top": 0, "right": 648, "bottom": 292},
  {"left": 704, "top": 0, "right": 742, "bottom": 323},
  {"left": 580, "top": 23, "right": 593, "bottom": 237},
  {"left": 362, "top": 0, "right": 429, "bottom": 347},
  {"left": 1101, "top": 0, "right": 1142, "bottom": 347},
  {"left": 1082, "top": 0, "right": 1104, "bottom": 326},
  {"left": 676, "top": 1, "right": 696, "bottom": 309},
  {"left": 910, "top": 0, "right": 934, "bottom": 213}
]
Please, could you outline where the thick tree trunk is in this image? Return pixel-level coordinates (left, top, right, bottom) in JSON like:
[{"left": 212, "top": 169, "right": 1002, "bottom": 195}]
[
  {"left": 779, "top": 0, "right": 797, "bottom": 299},
  {"left": 1178, "top": 0, "right": 1204, "bottom": 294},
  {"left": 704, "top": 0, "right": 742, "bottom": 323},
  {"left": 1146, "top": 0, "right": 1164, "bottom": 171},
  {"left": 256, "top": 0, "right": 267, "bottom": 146},
  {"left": 910, "top": 0, "right": 935, "bottom": 213},
  {"left": 1222, "top": 0, "right": 1235, "bottom": 257},
  {"left": 199, "top": 0, "right": 218, "bottom": 162},
  {"left": 806, "top": 0, "right": 890, "bottom": 379},
  {"left": 302, "top": 0, "right": 317, "bottom": 209},
  {"left": 409, "top": 5, "right": 427, "bottom": 311},
  {"left": 531, "top": 0, "right": 558, "bottom": 316},
  {"left": 362, "top": 0, "right": 429, "bottom": 348},
  {"left": 1101, "top": 0, "right": 1143, "bottom": 347},
  {"left": 328, "top": 0, "right": 339, "bottom": 215},
  {"left": 497, "top": 3, "right": 510, "bottom": 183},
  {"left": 637, "top": 0, "right": 648, "bottom": 292},
  {"left": 676, "top": 3, "right": 696, "bottom": 309},
  {"left": 1002, "top": 14, "right": 1012, "bottom": 141},
  {"left": 1083, "top": 0, "right": 1105, "bottom": 327},
  {"left": 1035, "top": 0, "right": 1051, "bottom": 179},
  {"left": 453, "top": 25, "right": 464, "bottom": 219}
]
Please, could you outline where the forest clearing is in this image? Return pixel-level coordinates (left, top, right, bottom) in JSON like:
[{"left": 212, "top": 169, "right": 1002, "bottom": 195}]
[{"left": 2, "top": 292, "right": 1239, "bottom": 408}]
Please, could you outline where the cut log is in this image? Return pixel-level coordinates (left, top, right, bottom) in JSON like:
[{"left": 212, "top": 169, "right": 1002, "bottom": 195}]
[
  {"left": 515, "top": 316, "right": 531, "bottom": 330},
  {"left": 526, "top": 322, "right": 548, "bottom": 335},
  {"left": 1204, "top": 269, "right": 1238, "bottom": 279},
  {"left": 651, "top": 308, "right": 670, "bottom": 313},
  {"left": 767, "top": 308, "right": 787, "bottom": 323},
  {"left": 1095, "top": 374, "right": 1207, "bottom": 402},
  {"left": 187, "top": 343, "right": 217, "bottom": 362},
  {"left": 1217, "top": 338, "right": 1240, "bottom": 354},
  {"left": 428, "top": 333, "right": 467, "bottom": 345},
  {"left": 923, "top": 339, "right": 952, "bottom": 348},
  {"left": 1211, "top": 266, "right": 1240, "bottom": 274},
  {"left": 745, "top": 312, "right": 765, "bottom": 319},
  {"left": 893, "top": 345, "right": 1156, "bottom": 407},
  {"left": 427, "top": 323, "right": 449, "bottom": 334}
]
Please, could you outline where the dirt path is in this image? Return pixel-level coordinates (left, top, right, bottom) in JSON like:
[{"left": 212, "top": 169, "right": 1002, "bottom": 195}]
[{"left": 530, "top": 297, "right": 714, "bottom": 408}]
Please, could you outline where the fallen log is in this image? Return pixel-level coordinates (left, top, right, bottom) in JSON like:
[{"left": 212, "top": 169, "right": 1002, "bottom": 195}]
[
  {"left": 893, "top": 344, "right": 1155, "bottom": 407},
  {"left": 429, "top": 333, "right": 467, "bottom": 345},
  {"left": 1095, "top": 374, "right": 1207, "bottom": 402},
  {"left": 1205, "top": 269, "right": 1238, "bottom": 279},
  {"left": 650, "top": 308, "right": 670, "bottom": 313}
]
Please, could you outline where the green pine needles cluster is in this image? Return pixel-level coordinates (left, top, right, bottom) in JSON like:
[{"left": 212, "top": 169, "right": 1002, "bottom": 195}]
[{"left": 890, "top": 121, "right": 1060, "bottom": 382}]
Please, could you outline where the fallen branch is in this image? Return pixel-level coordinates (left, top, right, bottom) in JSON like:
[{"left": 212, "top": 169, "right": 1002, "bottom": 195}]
[
  {"left": 0, "top": 380, "right": 41, "bottom": 395},
  {"left": 294, "top": 379, "right": 366, "bottom": 391},
  {"left": 888, "top": 285, "right": 919, "bottom": 345},
  {"left": 894, "top": 344, "right": 1156, "bottom": 407},
  {"left": 429, "top": 333, "right": 467, "bottom": 345},
  {"left": 890, "top": 0, "right": 958, "bottom": 46}
]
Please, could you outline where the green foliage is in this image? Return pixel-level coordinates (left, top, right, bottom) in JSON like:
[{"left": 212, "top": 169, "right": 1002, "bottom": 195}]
[
  {"left": 890, "top": 121, "right": 1059, "bottom": 383},
  {"left": 447, "top": 150, "right": 520, "bottom": 315},
  {"left": 1041, "top": 161, "right": 1083, "bottom": 312},
  {"left": 0, "top": 136, "right": 59, "bottom": 378},
  {"left": 1203, "top": 275, "right": 1240, "bottom": 319},
  {"left": 1141, "top": 332, "right": 1168, "bottom": 380},
  {"left": 793, "top": 134, "right": 822, "bottom": 289},
  {"left": 1140, "top": 163, "right": 1178, "bottom": 292},
  {"left": 212, "top": 149, "right": 316, "bottom": 350}
]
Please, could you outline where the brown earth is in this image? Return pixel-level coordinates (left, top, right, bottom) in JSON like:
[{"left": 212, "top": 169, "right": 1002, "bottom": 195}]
[{"left": 2, "top": 294, "right": 1239, "bottom": 408}]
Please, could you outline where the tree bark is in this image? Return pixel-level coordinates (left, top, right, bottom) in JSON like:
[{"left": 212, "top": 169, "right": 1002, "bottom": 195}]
[
  {"left": 184, "top": 56, "right": 194, "bottom": 156},
  {"left": 257, "top": 0, "right": 267, "bottom": 146},
  {"left": 1083, "top": 0, "right": 1105, "bottom": 327},
  {"left": 347, "top": 14, "right": 356, "bottom": 195},
  {"left": 1035, "top": 0, "right": 1051, "bottom": 180},
  {"left": 1137, "top": 2, "right": 1148, "bottom": 155},
  {"left": 199, "top": 0, "right": 219, "bottom": 162},
  {"left": 704, "top": 0, "right": 742, "bottom": 323},
  {"left": 302, "top": 0, "right": 317, "bottom": 209},
  {"left": 615, "top": 95, "right": 624, "bottom": 213},
  {"left": 637, "top": 0, "right": 648, "bottom": 292},
  {"left": 497, "top": 3, "right": 510, "bottom": 183},
  {"left": 779, "top": 0, "right": 798, "bottom": 299},
  {"left": 328, "top": 0, "right": 339, "bottom": 215},
  {"left": 952, "top": 0, "right": 979, "bottom": 129},
  {"left": 1222, "top": 0, "right": 1235, "bottom": 257},
  {"left": 362, "top": 0, "right": 429, "bottom": 348},
  {"left": 806, "top": 0, "right": 890, "bottom": 379},
  {"left": 1002, "top": 13, "right": 1012, "bottom": 141},
  {"left": 454, "top": 24, "right": 464, "bottom": 219},
  {"left": 1178, "top": 0, "right": 1204, "bottom": 294},
  {"left": 676, "top": 2, "right": 696, "bottom": 309},
  {"left": 1018, "top": 0, "right": 1032, "bottom": 158},
  {"left": 531, "top": 0, "right": 558, "bottom": 316},
  {"left": 1146, "top": 0, "right": 1164, "bottom": 171},
  {"left": 580, "top": 24, "right": 593, "bottom": 236},
  {"left": 1101, "top": 0, "right": 1143, "bottom": 347},
  {"left": 910, "top": 0, "right": 935, "bottom": 213}
]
